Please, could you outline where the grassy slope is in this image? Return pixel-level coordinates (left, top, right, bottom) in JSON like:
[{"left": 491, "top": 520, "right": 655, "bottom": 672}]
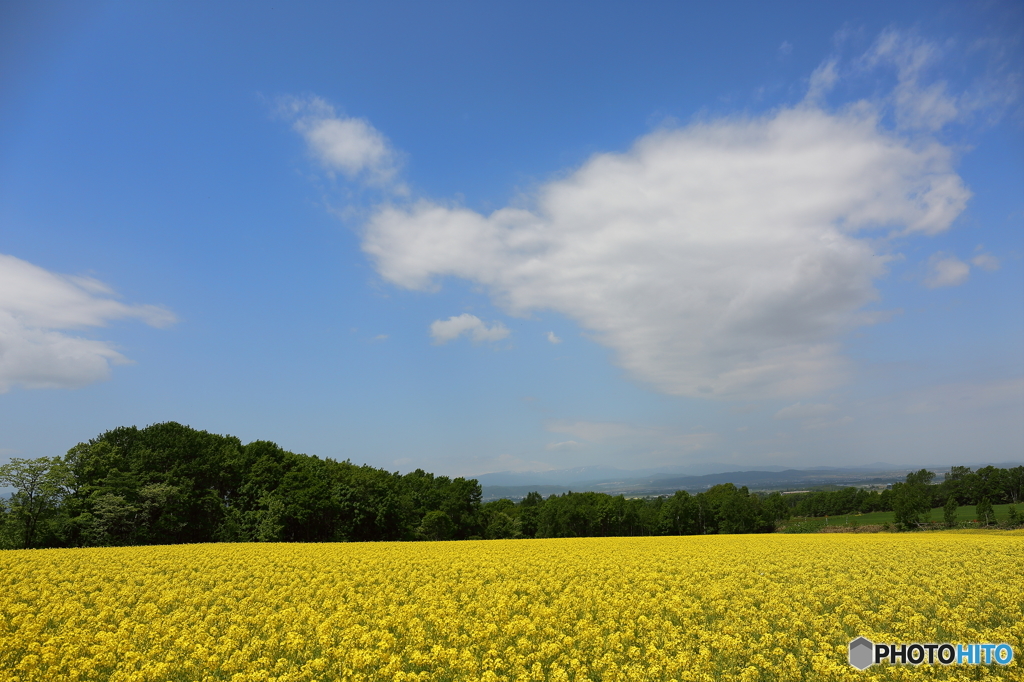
[{"left": 781, "top": 503, "right": 1019, "bottom": 529}]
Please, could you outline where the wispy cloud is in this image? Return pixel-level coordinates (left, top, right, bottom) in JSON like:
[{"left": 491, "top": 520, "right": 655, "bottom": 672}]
[
  {"left": 859, "top": 28, "right": 1022, "bottom": 131},
  {"left": 0, "top": 253, "right": 175, "bottom": 392},
  {"left": 805, "top": 58, "right": 838, "bottom": 102}
]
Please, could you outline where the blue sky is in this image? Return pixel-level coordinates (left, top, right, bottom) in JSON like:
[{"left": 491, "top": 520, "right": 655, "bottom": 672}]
[{"left": 1, "top": 1, "right": 1022, "bottom": 477}]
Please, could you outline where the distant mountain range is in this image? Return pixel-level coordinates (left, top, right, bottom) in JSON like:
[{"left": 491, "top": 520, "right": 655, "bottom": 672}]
[{"left": 477, "top": 461, "right": 1024, "bottom": 501}]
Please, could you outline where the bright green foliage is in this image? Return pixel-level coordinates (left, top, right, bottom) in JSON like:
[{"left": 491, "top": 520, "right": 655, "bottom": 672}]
[
  {"left": 417, "top": 510, "right": 454, "bottom": 541},
  {"left": 943, "top": 495, "right": 958, "bottom": 527},
  {"left": 51, "top": 422, "right": 484, "bottom": 546},
  {"left": 0, "top": 457, "right": 71, "bottom": 548},
  {"left": 975, "top": 497, "right": 994, "bottom": 526},
  {"left": 891, "top": 469, "right": 935, "bottom": 529}
]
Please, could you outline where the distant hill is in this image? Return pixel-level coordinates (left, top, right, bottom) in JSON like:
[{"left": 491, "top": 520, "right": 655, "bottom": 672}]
[
  {"left": 474, "top": 463, "right": 791, "bottom": 488},
  {"left": 480, "top": 461, "right": 1024, "bottom": 501}
]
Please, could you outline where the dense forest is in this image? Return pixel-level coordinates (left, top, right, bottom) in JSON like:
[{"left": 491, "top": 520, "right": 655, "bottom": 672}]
[{"left": 1, "top": 422, "right": 1021, "bottom": 549}]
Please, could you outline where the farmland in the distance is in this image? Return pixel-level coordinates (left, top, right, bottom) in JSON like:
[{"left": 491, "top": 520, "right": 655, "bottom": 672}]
[{"left": 1, "top": 532, "right": 1021, "bottom": 682}]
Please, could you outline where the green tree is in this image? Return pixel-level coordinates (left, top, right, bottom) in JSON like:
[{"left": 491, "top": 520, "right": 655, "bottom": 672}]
[
  {"left": 717, "top": 487, "right": 759, "bottom": 534},
  {"left": 254, "top": 494, "right": 285, "bottom": 542},
  {"left": 761, "top": 492, "right": 791, "bottom": 530},
  {"left": 481, "top": 499, "right": 521, "bottom": 539},
  {"left": 88, "top": 493, "right": 138, "bottom": 545},
  {"left": 1006, "top": 466, "right": 1024, "bottom": 505},
  {"left": 418, "top": 510, "right": 454, "bottom": 541},
  {"left": 516, "top": 491, "right": 543, "bottom": 538},
  {"left": 659, "top": 490, "right": 695, "bottom": 535},
  {"left": 485, "top": 512, "right": 520, "bottom": 539},
  {"left": 891, "top": 469, "right": 934, "bottom": 529},
  {"left": 943, "top": 496, "right": 958, "bottom": 528},
  {"left": 0, "top": 457, "right": 72, "bottom": 548},
  {"left": 975, "top": 497, "right": 994, "bottom": 526}
]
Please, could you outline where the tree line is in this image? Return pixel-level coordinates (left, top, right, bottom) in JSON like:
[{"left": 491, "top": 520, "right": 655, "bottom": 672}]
[
  {"left": 778, "top": 464, "right": 1019, "bottom": 518},
  {"left": 1, "top": 422, "right": 1021, "bottom": 548},
  {"left": 784, "top": 465, "right": 1024, "bottom": 527}
]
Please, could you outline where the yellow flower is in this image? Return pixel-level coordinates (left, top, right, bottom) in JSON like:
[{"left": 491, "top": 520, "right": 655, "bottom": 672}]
[{"left": 0, "top": 533, "right": 1021, "bottom": 681}]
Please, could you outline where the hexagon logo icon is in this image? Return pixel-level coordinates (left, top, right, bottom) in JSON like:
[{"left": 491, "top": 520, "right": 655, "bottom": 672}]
[{"left": 849, "top": 637, "right": 874, "bottom": 670}]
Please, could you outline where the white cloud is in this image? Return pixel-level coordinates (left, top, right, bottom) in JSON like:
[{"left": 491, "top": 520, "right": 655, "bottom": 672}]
[
  {"left": 971, "top": 253, "right": 1000, "bottom": 271},
  {"left": 282, "top": 96, "right": 401, "bottom": 186},
  {"left": 0, "top": 253, "right": 175, "bottom": 392},
  {"left": 924, "top": 252, "right": 970, "bottom": 288},
  {"left": 364, "top": 100, "right": 970, "bottom": 398},
  {"left": 773, "top": 402, "right": 838, "bottom": 420},
  {"left": 546, "top": 331, "right": 562, "bottom": 344},
  {"left": 429, "top": 313, "right": 509, "bottom": 345}
]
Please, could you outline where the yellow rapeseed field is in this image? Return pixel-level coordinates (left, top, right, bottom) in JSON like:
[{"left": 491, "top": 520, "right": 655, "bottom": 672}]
[{"left": 0, "top": 533, "right": 1021, "bottom": 682}]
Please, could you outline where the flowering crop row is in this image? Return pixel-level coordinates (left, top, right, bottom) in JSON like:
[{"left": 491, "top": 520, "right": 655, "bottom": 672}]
[{"left": 0, "top": 533, "right": 1020, "bottom": 681}]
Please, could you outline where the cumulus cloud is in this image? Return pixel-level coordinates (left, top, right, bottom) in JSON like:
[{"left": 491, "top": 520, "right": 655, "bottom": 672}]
[
  {"left": 278, "top": 32, "right": 997, "bottom": 401},
  {"left": 280, "top": 96, "right": 401, "bottom": 186},
  {"left": 429, "top": 313, "right": 509, "bottom": 345},
  {"left": 0, "top": 253, "right": 175, "bottom": 392},
  {"left": 364, "top": 100, "right": 970, "bottom": 398},
  {"left": 924, "top": 252, "right": 970, "bottom": 288},
  {"left": 547, "top": 331, "right": 562, "bottom": 344}
]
